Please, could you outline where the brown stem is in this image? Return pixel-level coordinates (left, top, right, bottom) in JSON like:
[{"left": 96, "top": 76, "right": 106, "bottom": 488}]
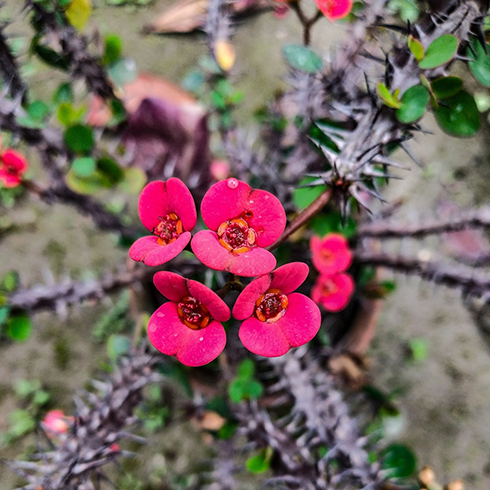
[
  {"left": 290, "top": 4, "right": 323, "bottom": 46},
  {"left": 267, "top": 188, "right": 332, "bottom": 251}
]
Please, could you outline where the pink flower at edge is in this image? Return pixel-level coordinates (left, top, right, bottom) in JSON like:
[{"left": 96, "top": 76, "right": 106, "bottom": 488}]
[
  {"left": 148, "top": 271, "right": 230, "bottom": 367},
  {"left": 129, "top": 179, "right": 197, "bottom": 267},
  {"left": 0, "top": 149, "right": 28, "bottom": 188},
  {"left": 315, "top": 0, "right": 353, "bottom": 21},
  {"left": 310, "top": 233, "right": 352, "bottom": 275},
  {"left": 233, "top": 262, "right": 321, "bottom": 357},
  {"left": 42, "top": 410, "right": 73, "bottom": 435},
  {"left": 191, "top": 178, "right": 287, "bottom": 277},
  {"left": 311, "top": 273, "right": 354, "bottom": 312}
]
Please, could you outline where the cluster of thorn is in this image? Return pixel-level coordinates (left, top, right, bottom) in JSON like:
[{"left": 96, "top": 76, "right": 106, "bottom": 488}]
[{"left": 6, "top": 348, "right": 160, "bottom": 490}]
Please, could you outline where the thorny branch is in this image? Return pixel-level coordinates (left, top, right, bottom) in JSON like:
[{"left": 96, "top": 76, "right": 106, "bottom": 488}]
[
  {"left": 356, "top": 250, "right": 490, "bottom": 296},
  {"left": 357, "top": 207, "right": 490, "bottom": 239}
]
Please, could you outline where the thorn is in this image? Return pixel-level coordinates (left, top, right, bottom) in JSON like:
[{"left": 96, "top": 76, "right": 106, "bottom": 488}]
[{"left": 400, "top": 142, "right": 422, "bottom": 167}]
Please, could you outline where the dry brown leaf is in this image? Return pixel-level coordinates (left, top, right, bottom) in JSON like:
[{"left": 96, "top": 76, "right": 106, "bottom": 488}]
[{"left": 192, "top": 410, "right": 226, "bottom": 431}]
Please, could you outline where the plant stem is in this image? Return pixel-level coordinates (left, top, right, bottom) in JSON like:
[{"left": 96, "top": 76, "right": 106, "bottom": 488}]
[
  {"left": 290, "top": 4, "right": 323, "bottom": 46},
  {"left": 268, "top": 188, "right": 332, "bottom": 251}
]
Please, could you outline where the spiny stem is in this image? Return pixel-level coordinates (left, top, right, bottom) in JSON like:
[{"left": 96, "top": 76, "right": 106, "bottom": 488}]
[
  {"left": 268, "top": 188, "right": 332, "bottom": 251},
  {"left": 290, "top": 3, "right": 323, "bottom": 46}
]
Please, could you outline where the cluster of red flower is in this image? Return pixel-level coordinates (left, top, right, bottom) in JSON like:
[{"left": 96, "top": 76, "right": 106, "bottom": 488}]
[
  {"left": 130, "top": 178, "right": 321, "bottom": 366},
  {"left": 0, "top": 147, "right": 28, "bottom": 189}
]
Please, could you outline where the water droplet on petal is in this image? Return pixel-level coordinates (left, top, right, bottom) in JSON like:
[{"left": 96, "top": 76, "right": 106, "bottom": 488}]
[
  {"left": 199, "top": 337, "right": 204, "bottom": 341},
  {"left": 149, "top": 324, "right": 157, "bottom": 332},
  {"left": 249, "top": 200, "right": 254, "bottom": 203},
  {"left": 227, "top": 178, "right": 239, "bottom": 189}
]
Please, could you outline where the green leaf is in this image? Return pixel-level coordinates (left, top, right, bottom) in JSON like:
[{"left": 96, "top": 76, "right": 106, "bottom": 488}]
[
  {"left": 376, "top": 83, "right": 400, "bottom": 109},
  {"left": 33, "top": 389, "right": 51, "bottom": 406},
  {"left": 283, "top": 45, "right": 323, "bottom": 73},
  {"left": 107, "top": 334, "right": 131, "bottom": 361},
  {"left": 430, "top": 76, "right": 463, "bottom": 100},
  {"left": 0, "top": 306, "right": 10, "bottom": 328},
  {"left": 246, "top": 447, "right": 273, "bottom": 474},
  {"left": 57, "top": 103, "right": 84, "bottom": 126},
  {"left": 71, "top": 157, "right": 96, "bottom": 177},
  {"left": 434, "top": 91, "right": 480, "bottom": 137},
  {"left": 53, "top": 83, "right": 74, "bottom": 104},
  {"left": 217, "top": 421, "right": 237, "bottom": 439},
  {"left": 6, "top": 315, "right": 33, "bottom": 342},
  {"left": 64, "top": 124, "right": 95, "bottom": 153},
  {"left": 396, "top": 85, "right": 429, "bottom": 123},
  {"left": 237, "top": 359, "right": 255, "bottom": 379},
  {"left": 103, "top": 35, "right": 123, "bottom": 65},
  {"left": 408, "top": 338, "right": 428, "bottom": 362},
  {"left": 182, "top": 70, "right": 205, "bottom": 93},
  {"left": 468, "top": 38, "right": 490, "bottom": 87},
  {"left": 118, "top": 167, "right": 147, "bottom": 194},
  {"left": 33, "top": 44, "right": 69, "bottom": 71},
  {"left": 28, "top": 100, "right": 49, "bottom": 121},
  {"left": 229, "top": 378, "right": 246, "bottom": 403},
  {"left": 1, "top": 271, "right": 19, "bottom": 292},
  {"left": 66, "top": 169, "right": 105, "bottom": 194},
  {"left": 293, "top": 177, "right": 328, "bottom": 211},
  {"left": 247, "top": 380, "right": 264, "bottom": 399},
  {"left": 310, "top": 212, "right": 357, "bottom": 238},
  {"left": 16, "top": 116, "right": 45, "bottom": 129},
  {"left": 109, "top": 99, "right": 127, "bottom": 125},
  {"left": 418, "top": 34, "right": 458, "bottom": 70},
  {"left": 8, "top": 409, "right": 36, "bottom": 438},
  {"left": 381, "top": 443, "right": 417, "bottom": 478},
  {"left": 108, "top": 57, "right": 137, "bottom": 87},
  {"left": 97, "top": 157, "right": 124, "bottom": 186},
  {"left": 66, "top": 0, "right": 93, "bottom": 32},
  {"left": 408, "top": 36, "right": 424, "bottom": 61}
]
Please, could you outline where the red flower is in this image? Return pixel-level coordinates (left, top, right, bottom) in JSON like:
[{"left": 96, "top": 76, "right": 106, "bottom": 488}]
[
  {"left": 311, "top": 273, "right": 354, "bottom": 312},
  {"left": 0, "top": 149, "right": 28, "bottom": 188},
  {"left": 233, "top": 263, "right": 321, "bottom": 357},
  {"left": 315, "top": 0, "right": 353, "bottom": 20},
  {"left": 129, "top": 179, "right": 197, "bottom": 266},
  {"left": 148, "top": 271, "right": 230, "bottom": 366},
  {"left": 310, "top": 233, "right": 352, "bottom": 275},
  {"left": 191, "top": 178, "right": 286, "bottom": 277},
  {"left": 42, "top": 410, "right": 73, "bottom": 435}
]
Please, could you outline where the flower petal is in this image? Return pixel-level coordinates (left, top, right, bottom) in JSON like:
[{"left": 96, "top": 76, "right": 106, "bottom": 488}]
[
  {"left": 192, "top": 230, "right": 233, "bottom": 272},
  {"left": 2, "top": 149, "right": 28, "bottom": 172},
  {"left": 153, "top": 271, "right": 189, "bottom": 302},
  {"left": 165, "top": 177, "right": 197, "bottom": 230},
  {"left": 232, "top": 274, "right": 272, "bottom": 320},
  {"left": 0, "top": 169, "right": 22, "bottom": 188},
  {"left": 311, "top": 273, "right": 354, "bottom": 312},
  {"left": 138, "top": 181, "right": 169, "bottom": 232},
  {"left": 148, "top": 302, "right": 187, "bottom": 356},
  {"left": 200, "top": 179, "right": 286, "bottom": 247},
  {"left": 239, "top": 316, "right": 290, "bottom": 357},
  {"left": 315, "top": 0, "right": 352, "bottom": 20},
  {"left": 187, "top": 279, "right": 231, "bottom": 322},
  {"left": 227, "top": 247, "right": 277, "bottom": 277},
  {"left": 276, "top": 293, "right": 321, "bottom": 347},
  {"left": 176, "top": 320, "right": 227, "bottom": 367},
  {"left": 270, "top": 262, "right": 309, "bottom": 294},
  {"left": 129, "top": 232, "right": 190, "bottom": 266},
  {"left": 311, "top": 233, "right": 352, "bottom": 275}
]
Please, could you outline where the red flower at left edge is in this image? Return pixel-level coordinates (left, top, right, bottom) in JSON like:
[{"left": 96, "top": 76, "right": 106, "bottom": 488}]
[
  {"left": 0, "top": 149, "right": 28, "bottom": 188},
  {"left": 233, "top": 263, "right": 321, "bottom": 357},
  {"left": 129, "top": 179, "right": 197, "bottom": 266},
  {"left": 148, "top": 271, "right": 230, "bottom": 366}
]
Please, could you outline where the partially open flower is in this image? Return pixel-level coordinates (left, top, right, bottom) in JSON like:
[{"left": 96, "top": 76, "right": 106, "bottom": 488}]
[
  {"left": 311, "top": 273, "right": 354, "bottom": 312},
  {"left": 233, "top": 262, "right": 321, "bottom": 357},
  {"left": 129, "top": 179, "right": 197, "bottom": 266},
  {"left": 0, "top": 149, "right": 28, "bottom": 188},
  {"left": 310, "top": 233, "right": 352, "bottom": 275},
  {"left": 42, "top": 410, "right": 73, "bottom": 435},
  {"left": 191, "top": 178, "right": 286, "bottom": 277},
  {"left": 315, "top": 0, "right": 353, "bottom": 21},
  {"left": 148, "top": 271, "right": 230, "bottom": 366}
]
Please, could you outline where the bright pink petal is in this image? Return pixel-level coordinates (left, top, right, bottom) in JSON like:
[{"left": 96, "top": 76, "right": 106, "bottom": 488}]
[
  {"left": 311, "top": 273, "right": 354, "bottom": 312},
  {"left": 315, "top": 0, "right": 352, "bottom": 20},
  {"left": 165, "top": 177, "right": 197, "bottom": 231},
  {"left": 149, "top": 303, "right": 225, "bottom": 366},
  {"left": 276, "top": 293, "right": 321, "bottom": 347},
  {"left": 239, "top": 316, "right": 290, "bottom": 357},
  {"left": 129, "top": 232, "right": 190, "bottom": 266},
  {"left": 138, "top": 179, "right": 196, "bottom": 232},
  {"left": 153, "top": 271, "right": 189, "bottom": 302},
  {"left": 192, "top": 230, "right": 277, "bottom": 276},
  {"left": 148, "top": 302, "right": 187, "bottom": 356},
  {"left": 2, "top": 149, "right": 28, "bottom": 172},
  {"left": 176, "top": 320, "right": 226, "bottom": 367},
  {"left": 187, "top": 279, "right": 231, "bottom": 322},
  {"left": 227, "top": 247, "right": 277, "bottom": 277},
  {"left": 232, "top": 274, "right": 272, "bottom": 320},
  {"left": 200, "top": 179, "right": 286, "bottom": 247},
  {"left": 0, "top": 169, "right": 22, "bottom": 188},
  {"left": 311, "top": 233, "right": 352, "bottom": 275},
  {"left": 138, "top": 181, "right": 169, "bottom": 231},
  {"left": 270, "top": 262, "right": 309, "bottom": 294}
]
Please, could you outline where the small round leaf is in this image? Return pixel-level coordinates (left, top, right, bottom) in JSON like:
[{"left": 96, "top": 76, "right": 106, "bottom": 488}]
[
  {"left": 71, "top": 157, "right": 96, "bottom": 177},
  {"left": 283, "top": 45, "right": 323, "bottom": 73},
  {"left": 434, "top": 91, "right": 480, "bottom": 137},
  {"left": 396, "top": 85, "right": 429, "bottom": 123},
  {"left": 381, "top": 443, "right": 417, "bottom": 478},
  {"left": 64, "top": 124, "right": 95, "bottom": 153},
  {"left": 418, "top": 34, "right": 458, "bottom": 70},
  {"left": 430, "top": 76, "right": 463, "bottom": 100},
  {"left": 6, "top": 315, "right": 33, "bottom": 342}
]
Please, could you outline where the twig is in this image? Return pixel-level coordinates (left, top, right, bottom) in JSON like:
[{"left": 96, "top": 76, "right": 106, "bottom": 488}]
[
  {"left": 355, "top": 251, "right": 490, "bottom": 295},
  {"left": 357, "top": 207, "right": 490, "bottom": 239},
  {"left": 290, "top": 3, "right": 323, "bottom": 46},
  {"left": 267, "top": 188, "right": 332, "bottom": 251}
]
